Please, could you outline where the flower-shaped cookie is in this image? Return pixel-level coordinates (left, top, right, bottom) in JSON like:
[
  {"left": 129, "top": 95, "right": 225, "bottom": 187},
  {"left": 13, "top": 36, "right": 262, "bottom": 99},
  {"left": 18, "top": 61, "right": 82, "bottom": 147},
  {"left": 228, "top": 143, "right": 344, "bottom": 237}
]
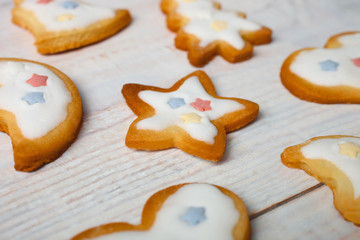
[
  {"left": 72, "top": 183, "right": 250, "bottom": 240},
  {"left": 122, "top": 70, "right": 259, "bottom": 161},
  {"left": 12, "top": 0, "right": 131, "bottom": 54},
  {"left": 0, "top": 58, "right": 82, "bottom": 171},
  {"left": 281, "top": 31, "right": 360, "bottom": 103},
  {"left": 161, "top": 0, "right": 272, "bottom": 67},
  {"left": 281, "top": 135, "right": 360, "bottom": 225}
]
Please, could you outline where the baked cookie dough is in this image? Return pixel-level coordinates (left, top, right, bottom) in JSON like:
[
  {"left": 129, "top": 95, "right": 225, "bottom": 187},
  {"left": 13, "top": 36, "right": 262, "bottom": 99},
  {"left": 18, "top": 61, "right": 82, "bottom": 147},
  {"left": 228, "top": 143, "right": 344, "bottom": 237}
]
[
  {"left": 72, "top": 183, "right": 250, "bottom": 240},
  {"left": 161, "top": 0, "right": 272, "bottom": 67},
  {"left": 0, "top": 58, "right": 82, "bottom": 171},
  {"left": 282, "top": 135, "right": 360, "bottom": 225},
  {"left": 281, "top": 31, "right": 360, "bottom": 103},
  {"left": 12, "top": 0, "right": 131, "bottom": 54},
  {"left": 122, "top": 70, "right": 259, "bottom": 161}
]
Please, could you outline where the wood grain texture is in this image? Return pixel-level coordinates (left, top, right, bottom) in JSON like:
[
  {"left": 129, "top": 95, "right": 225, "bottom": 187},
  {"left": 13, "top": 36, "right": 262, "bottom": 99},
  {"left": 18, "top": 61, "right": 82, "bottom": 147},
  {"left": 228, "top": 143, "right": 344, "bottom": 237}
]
[
  {"left": 252, "top": 186, "right": 360, "bottom": 240},
  {"left": 0, "top": 0, "right": 360, "bottom": 239}
]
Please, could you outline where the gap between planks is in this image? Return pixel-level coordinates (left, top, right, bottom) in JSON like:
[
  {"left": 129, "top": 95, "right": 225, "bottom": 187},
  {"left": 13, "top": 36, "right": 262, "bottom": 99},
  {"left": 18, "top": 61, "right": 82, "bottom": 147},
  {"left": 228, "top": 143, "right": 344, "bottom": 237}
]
[{"left": 250, "top": 183, "right": 325, "bottom": 220}]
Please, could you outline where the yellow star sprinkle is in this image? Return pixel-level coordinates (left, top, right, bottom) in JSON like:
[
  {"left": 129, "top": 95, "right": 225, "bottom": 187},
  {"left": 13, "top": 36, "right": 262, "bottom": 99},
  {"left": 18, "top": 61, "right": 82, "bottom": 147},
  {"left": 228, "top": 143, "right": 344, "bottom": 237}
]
[
  {"left": 339, "top": 142, "right": 360, "bottom": 158},
  {"left": 211, "top": 20, "right": 228, "bottom": 31},
  {"left": 57, "top": 13, "right": 76, "bottom": 22},
  {"left": 181, "top": 112, "right": 202, "bottom": 124}
]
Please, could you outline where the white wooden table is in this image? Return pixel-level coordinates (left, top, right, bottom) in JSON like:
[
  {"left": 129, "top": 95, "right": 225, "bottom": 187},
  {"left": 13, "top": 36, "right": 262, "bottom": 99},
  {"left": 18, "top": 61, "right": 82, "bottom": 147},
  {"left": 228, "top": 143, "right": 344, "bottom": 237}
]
[{"left": 1, "top": 0, "right": 360, "bottom": 239}]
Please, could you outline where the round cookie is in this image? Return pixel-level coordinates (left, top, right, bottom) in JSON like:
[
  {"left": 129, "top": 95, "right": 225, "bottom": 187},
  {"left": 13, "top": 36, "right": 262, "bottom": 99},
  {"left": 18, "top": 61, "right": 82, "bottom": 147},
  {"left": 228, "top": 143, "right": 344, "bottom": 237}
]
[
  {"left": 161, "top": 0, "right": 272, "bottom": 67},
  {"left": 281, "top": 135, "right": 360, "bottom": 225},
  {"left": 281, "top": 31, "right": 360, "bottom": 103},
  {"left": 12, "top": 0, "right": 132, "bottom": 54},
  {"left": 72, "top": 183, "right": 250, "bottom": 240},
  {"left": 0, "top": 58, "right": 82, "bottom": 171}
]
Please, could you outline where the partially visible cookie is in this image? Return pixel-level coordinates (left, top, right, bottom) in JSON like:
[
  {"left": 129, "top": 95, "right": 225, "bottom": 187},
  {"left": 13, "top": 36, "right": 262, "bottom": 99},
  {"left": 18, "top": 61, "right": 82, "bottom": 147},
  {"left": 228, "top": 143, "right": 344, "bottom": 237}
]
[
  {"left": 72, "top": 183, "right": 250, "bottom": 240},
  {"left": 0, "top": 58, "right": 82, "bottom": 171},
  {"left": 281, "top": 31, "right": 360, "bottom": 103},
  {"left": 161, "top": 0, "right": 272, "bottom": 67},
  {"left": 122, "top": 70, "right": 259, "bottom": 161},
  {"left": 281, "top": 135, "right": 360, "bottom": 225},
  {"left": 12, "top": 0, "right": 131, "bottom": 54}
]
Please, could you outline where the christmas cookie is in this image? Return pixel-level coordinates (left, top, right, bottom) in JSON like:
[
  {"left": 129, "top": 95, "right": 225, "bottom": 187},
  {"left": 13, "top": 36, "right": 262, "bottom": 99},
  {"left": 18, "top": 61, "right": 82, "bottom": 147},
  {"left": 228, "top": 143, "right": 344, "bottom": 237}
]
[
  {"left": 281, "top": 31, "right": 360, "bottom": 103},
  {"left": 12, "top": 0, "right": 131, "bottom": 54},
  {"left": 122, "top": 70, "right": 259, "bottom": 161},
  {"left": 0, "top": 58, "right": 82, "bottom": 171},
  {"left": 72, "top": 183, "right": 250, "bottom": 240},
  {"left": 281, "top": 135, "right": 360, "bottom": 225},
  {"left": 161, "top": 0, "right": 272, "bottom": 67}
]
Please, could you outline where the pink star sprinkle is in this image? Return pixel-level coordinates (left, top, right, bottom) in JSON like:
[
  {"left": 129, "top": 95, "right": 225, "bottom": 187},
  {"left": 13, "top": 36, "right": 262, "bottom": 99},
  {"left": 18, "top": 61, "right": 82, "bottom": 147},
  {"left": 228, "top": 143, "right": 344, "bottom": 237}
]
[
  {"left": 26, "top": 73, "right": 48, "bottom": 87},
  {"left": 351, "top": 58, "right": 360, "bottom": 67},
  {"left": 190, "top": 98, "right": 211, "bottom": 112},
  {"left": 37, "top": 0, "right": 53, "bottom": 4}
]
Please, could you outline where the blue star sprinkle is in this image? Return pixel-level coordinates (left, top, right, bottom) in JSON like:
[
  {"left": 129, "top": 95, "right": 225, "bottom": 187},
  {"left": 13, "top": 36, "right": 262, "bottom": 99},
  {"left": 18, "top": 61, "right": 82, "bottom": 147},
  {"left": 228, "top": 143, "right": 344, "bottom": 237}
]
[
  {"left": 319, "top": 59, "right": 339, "bottom": 71},
  {"left": 168, "top": 97, "right": 186, "bottom": 109},
  {"left": 61, "top": 1, "right": 79, "bottom": 9},
  {"left": 180, "top": 207, "right": 206, "bottom": 226},
  {"left": 22, "top": 92, "right": 45, "bottom": 105}
]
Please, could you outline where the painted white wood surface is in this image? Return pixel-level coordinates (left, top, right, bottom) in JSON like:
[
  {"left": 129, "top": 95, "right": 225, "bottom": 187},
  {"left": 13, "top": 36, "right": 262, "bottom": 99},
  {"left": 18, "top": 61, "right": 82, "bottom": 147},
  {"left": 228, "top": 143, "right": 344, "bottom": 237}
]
[
  {"left": 252, "top": 185, "right": 360, "bottom": 240},
  {"left": 0, "top": 0, "right": 360, "bottom": 239}
]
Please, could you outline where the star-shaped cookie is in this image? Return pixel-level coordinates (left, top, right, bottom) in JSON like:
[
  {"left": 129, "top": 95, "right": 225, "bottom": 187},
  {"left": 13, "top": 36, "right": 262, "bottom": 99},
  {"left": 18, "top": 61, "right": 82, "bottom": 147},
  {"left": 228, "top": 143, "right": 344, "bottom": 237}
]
[
  {"left": 12, "top": 0, "right": 131, "bottom": 54},
  {"left": 161, "top": 0, "right": 272, "bottom": 67},
  {"left": 281, "top": 135, "right": 360, "bottom": 225},
  {"left": 281, "top": 31, "right": 360, "bottom": 103},
  {"left": 71, "top": 183, "right": 250, "bottom": 240},
  {"left": 122, "top": 70, "right": 259, "bottom": 161}
]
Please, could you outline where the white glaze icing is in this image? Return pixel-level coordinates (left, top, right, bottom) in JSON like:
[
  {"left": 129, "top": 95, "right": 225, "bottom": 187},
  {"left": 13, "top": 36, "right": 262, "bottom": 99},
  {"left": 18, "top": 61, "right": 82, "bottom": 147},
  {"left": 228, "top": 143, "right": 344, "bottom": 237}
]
[
  {"left": 94, "top": 184, "right": 240, "bottom": 240},
  {"left": 301, "top": 137, "right": 360, "bottom": 198},
  {"left": 290, "top": 33, "right": 360, "bottom": 88},
  {"left": 177, "top": 0, "right": 215, "bottom": 19},
  {"left": 337, "top": 33, "right": 360, "bottom": 47},
  {"left": 0, "top": 61, "right": 72, "bottom": 139},
  {"left": 136, "top": 76, "right": 244, "bottom": 144},
  {"left": 177, "top": 0, "right": 261, "bottom": 49},
  {"left": 21, "top": 0, "right": 116, "bottom": 31}
]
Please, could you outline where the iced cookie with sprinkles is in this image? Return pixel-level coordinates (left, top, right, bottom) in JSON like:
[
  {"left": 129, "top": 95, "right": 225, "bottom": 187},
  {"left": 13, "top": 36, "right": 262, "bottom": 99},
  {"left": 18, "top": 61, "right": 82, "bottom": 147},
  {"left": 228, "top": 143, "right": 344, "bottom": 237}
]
[
  {"left": 281, "top": 135, "right": 360, "bottom": 225},
  {"left": 12, "top": 0, "right": 131, "bottom": 54},
  {"left": 0, "top": 58, "right": 82, "bottom": 171},
  {"left": 72, "top": 183, "right": 250, "bottom": 240},
  {"left": 161, "top": 0, "right": 272, "bottom": 67},
  {"left": 122, "top": 70, "right": 259, "bottom": 161},
  {"left": 281, "top": 31, "right": 360, "bottom": 103}
]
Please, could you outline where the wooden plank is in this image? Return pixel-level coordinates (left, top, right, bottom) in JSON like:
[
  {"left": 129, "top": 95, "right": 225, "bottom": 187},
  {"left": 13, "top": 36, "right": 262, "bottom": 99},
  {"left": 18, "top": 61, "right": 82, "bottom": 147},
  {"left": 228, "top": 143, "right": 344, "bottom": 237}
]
[
  {"left": 252, "top": 185, "right": 360, "bottom": 240},
  {"left": 0, "top": 0, "right": 360, "bottom": 239}
]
